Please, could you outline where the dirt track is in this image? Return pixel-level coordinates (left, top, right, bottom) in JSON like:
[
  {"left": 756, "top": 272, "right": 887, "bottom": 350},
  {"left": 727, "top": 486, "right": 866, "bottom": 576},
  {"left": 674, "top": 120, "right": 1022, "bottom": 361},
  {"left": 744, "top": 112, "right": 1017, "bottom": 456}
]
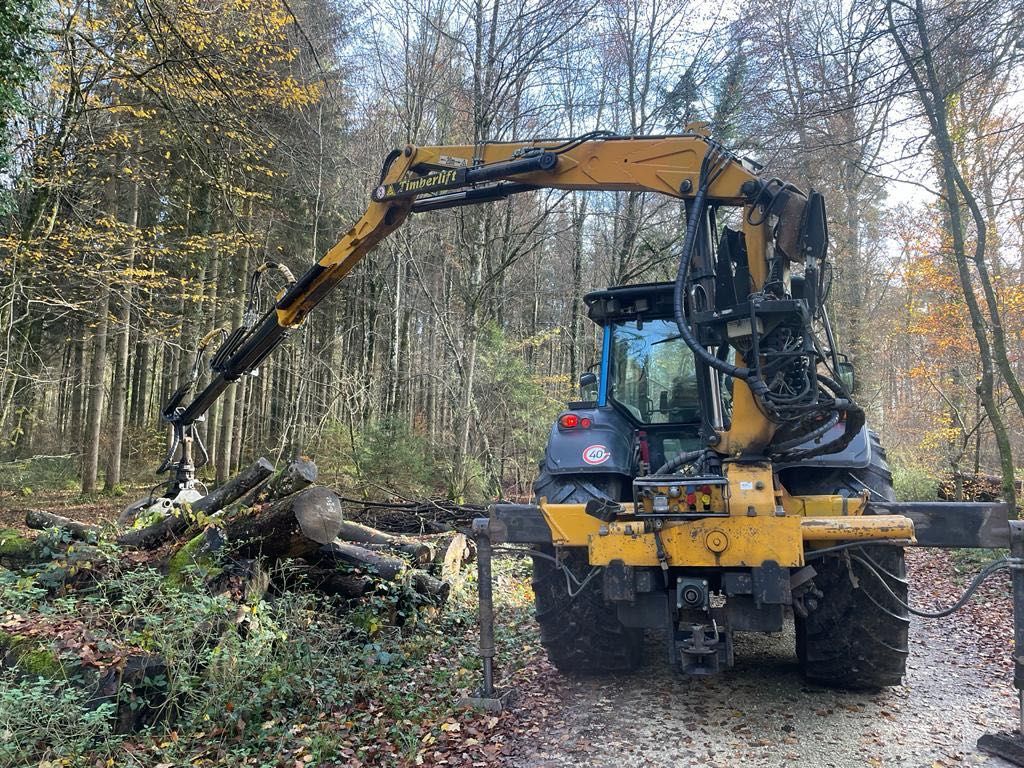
[{"left": 505, "top": 550, "right": 1019, "bottom": 768}]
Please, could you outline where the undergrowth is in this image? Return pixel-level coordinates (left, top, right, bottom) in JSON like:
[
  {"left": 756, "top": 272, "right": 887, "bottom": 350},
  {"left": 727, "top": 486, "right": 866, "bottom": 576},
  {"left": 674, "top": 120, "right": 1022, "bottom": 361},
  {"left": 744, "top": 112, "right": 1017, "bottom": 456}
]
[{"left": 0, "top": 554, "right": 538, "bottom": 767}]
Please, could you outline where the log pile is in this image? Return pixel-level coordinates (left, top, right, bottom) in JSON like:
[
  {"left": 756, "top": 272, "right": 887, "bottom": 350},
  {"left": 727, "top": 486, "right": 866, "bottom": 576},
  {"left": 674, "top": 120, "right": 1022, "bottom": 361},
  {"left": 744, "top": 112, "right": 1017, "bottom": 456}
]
[
  {"left": 11, "top": 457, "right": 471, "bottom": 605},
  {"left": 939, "top": 471, "right": 1024, "bottom": 503},
  {"left": 1, "top": 458, "right": 476, "bottom": 736},
  {"left": 113, "top": 457, "right": 464, "bottom": 603},
  {"left": 338, "top": 497, "right": 487, "bottom": 534}
]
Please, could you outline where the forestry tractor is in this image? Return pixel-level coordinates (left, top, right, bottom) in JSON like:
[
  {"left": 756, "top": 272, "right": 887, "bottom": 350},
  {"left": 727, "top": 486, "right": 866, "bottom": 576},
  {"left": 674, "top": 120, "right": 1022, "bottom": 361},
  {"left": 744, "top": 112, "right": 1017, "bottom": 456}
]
[{"left": 136, "top": 127, "right": 1024, "bottom": 756}]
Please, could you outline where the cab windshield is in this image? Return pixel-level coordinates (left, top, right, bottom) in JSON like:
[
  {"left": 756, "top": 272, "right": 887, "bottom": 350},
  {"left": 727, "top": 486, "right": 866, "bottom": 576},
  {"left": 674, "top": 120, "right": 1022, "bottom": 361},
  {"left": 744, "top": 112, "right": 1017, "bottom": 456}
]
[{"left": 609, "top": 318, "right": 699, "bottom": 424}]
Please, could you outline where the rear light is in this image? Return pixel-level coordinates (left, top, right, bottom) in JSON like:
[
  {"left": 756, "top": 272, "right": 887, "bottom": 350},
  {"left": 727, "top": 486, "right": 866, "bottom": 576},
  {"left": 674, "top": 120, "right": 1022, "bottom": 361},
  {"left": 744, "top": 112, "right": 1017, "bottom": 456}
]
[{"left": 558, "top": 413, "right": 592, "bottom": 429}]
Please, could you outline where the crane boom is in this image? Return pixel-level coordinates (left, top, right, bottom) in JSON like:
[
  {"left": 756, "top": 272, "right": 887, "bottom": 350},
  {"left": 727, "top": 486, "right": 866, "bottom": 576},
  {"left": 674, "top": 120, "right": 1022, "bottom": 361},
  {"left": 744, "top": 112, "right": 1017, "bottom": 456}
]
[{"left": 159, "top": 131, "right": 842, "bottom": 494}]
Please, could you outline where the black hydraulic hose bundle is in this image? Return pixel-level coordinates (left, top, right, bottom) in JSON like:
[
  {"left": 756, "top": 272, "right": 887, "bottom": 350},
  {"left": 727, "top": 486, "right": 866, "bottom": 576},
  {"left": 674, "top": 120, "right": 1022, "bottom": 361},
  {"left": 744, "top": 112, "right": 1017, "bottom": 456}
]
[
  {"left": 671, "top": 144, "right": 754, "bottom": 386},
  {"left": 654, "top": 448, "right": 709, "bottom": 475},
  {"left": 668, "top": 141, "right": 863, "bottom": 465}
]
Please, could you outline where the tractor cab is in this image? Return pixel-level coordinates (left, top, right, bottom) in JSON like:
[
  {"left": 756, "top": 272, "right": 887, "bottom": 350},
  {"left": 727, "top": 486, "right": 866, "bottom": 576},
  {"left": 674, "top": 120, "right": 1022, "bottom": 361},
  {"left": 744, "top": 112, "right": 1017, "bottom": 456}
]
[{"left": 539, "top": 283, "right": 711, "bottom": 497}]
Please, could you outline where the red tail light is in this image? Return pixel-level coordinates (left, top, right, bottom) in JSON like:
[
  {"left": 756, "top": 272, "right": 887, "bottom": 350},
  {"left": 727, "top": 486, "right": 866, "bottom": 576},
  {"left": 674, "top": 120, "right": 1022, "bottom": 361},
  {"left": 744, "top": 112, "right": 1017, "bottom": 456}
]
[{"left": 559, "top": 413, "right": 593, "bottom": 429}]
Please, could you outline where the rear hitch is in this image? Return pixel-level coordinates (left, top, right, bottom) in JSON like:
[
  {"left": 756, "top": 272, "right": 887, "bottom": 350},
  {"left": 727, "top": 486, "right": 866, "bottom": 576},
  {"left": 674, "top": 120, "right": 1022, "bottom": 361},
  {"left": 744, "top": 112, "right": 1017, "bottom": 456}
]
[{"left": 677, "top": 622, "right": 730, "bottom": 676}]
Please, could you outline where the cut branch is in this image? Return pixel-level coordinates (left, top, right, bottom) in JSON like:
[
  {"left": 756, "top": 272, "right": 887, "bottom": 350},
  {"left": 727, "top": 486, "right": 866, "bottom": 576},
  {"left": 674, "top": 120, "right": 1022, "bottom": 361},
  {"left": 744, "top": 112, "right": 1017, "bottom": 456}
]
[{"left": 24, "top": 510, "right": 100, "bottom": 541}]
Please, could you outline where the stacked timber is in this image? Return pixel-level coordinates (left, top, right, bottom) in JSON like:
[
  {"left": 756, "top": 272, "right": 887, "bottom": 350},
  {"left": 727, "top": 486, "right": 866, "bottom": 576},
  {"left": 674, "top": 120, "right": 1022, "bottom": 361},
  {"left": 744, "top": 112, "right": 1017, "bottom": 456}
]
[{"left": 121, "top": 458, "right": 462, "bottom": 602}]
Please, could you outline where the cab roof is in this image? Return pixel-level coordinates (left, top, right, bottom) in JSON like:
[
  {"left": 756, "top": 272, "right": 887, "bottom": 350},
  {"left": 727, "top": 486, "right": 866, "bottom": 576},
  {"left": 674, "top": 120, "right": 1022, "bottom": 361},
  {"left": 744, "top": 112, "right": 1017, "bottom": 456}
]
[{"left": 584, "top": 282, "right": 676, "bottom": 324}]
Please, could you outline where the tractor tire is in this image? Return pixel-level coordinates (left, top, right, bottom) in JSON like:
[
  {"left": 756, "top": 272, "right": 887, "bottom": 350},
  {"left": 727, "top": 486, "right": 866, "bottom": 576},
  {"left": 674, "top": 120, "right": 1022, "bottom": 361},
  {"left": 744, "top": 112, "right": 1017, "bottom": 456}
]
[
  {"left": 784, "top": 433, "right": 910, "bottom": 689},
  {"left": 531, "top": 468, "right": 642, "bottom": 673}
]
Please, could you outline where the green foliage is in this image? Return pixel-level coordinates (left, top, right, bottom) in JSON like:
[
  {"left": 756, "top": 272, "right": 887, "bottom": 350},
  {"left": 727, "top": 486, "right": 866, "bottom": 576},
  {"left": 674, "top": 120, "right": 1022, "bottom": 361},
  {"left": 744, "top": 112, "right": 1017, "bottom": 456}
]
[
  {"left": 712, "top": 47, "right": 747, "bottom": 142},
  {"left": 0, "top": 455, "right": 78, "bottom": 494},
  {"left": 33, "top": 525, "right": 74, "bottom": 558},
  {"left": 663, "top": 67, "right": 703, "bottom": 130},
  {"left": 106, "top": 483, "right": 127, "bottom": 498},
  {"left": 0, "top": 552, "right": 541, "bottom": 767},
  {"left": 891, "top": 458, "right": 940, "bottom": 501},
  {"left": 0, "top": 673, "right": 119, "bottom": 765},
  {"left": 320, "top": 416, "right": 443, "bottom": 498},
  {"left": 0, "top": 0, "right": 40, "bottom": 176},
  {"left": 0, "top": 569, "right": 48, "bottom": 611},
  {"left": 471, "top": 323, "right": 563, "bottom": 498}
]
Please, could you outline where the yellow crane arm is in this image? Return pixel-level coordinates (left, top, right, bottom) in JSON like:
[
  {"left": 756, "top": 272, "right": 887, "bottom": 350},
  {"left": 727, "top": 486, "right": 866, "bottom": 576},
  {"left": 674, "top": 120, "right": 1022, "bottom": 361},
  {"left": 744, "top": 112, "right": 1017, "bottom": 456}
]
[{"left": 164, "top": 132, "right": 822, "bottom": 487}]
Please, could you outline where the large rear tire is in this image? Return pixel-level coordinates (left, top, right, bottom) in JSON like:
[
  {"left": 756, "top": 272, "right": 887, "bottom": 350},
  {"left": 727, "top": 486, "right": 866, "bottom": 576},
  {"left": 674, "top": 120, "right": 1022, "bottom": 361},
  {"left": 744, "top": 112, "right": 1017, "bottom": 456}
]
[
  {"left": 784, "top": 435, "right": 910, "bottom": 689},
  {"left": 531, "top": 468, "right": 642, "bottom": 673}
]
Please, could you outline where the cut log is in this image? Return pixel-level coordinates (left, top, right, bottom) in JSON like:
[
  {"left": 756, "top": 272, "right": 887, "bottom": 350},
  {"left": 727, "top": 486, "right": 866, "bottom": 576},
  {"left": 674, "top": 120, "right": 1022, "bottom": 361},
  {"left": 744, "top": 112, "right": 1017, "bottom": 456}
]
[
  {"left": 117, "top": 457, "right": 274, "bottom": 549},
  {"left": 24, "top": 510, "right": 100, "bottom": 541},
  {"left": 267, "top": 457, "right": 318, "bottom": 498},
  {"left": 237, "top": 458, "right": 318, "bottom": 509},
  {"left": 290, "top": 564, "right": 374, "bottom": 598},
  {"left": 320, "top": 540, "right": 449, "bottom": 602},
  {"left": 220, "top": 486, "right": 346, "bottom": 560},
  {"left": 440, "top": 532, "right": 474, "bottom": 581},
  {"left": 336, "top": 520, "right": 434, "bottom": 565}
]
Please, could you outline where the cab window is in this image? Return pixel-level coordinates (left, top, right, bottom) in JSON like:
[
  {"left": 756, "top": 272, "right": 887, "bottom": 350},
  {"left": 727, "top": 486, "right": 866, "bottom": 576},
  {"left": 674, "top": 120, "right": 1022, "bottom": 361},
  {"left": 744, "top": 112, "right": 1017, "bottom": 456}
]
[{"left": 609, "top": 319, "right": 699, "bottom": 423}]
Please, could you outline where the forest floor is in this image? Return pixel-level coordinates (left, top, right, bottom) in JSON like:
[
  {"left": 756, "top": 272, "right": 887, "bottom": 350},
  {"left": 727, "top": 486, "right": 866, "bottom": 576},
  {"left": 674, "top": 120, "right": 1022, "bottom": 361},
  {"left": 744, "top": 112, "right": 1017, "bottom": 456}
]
[{"left": 1, "top": 493, "right": 1019, "bottom": 767}]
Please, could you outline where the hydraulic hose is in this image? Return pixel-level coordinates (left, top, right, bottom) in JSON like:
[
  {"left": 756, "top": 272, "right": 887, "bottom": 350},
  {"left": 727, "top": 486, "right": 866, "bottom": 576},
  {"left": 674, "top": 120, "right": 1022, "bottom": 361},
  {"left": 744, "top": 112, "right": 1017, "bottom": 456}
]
[
  {"left": 667, "top": 147, "right": 770, "bottom": 405},
  {"left": 851, "top": 550, "right": 1021, "bottom": 619},
  {"left": 655, "top": 448, "right": 707, "bottom": 475}
]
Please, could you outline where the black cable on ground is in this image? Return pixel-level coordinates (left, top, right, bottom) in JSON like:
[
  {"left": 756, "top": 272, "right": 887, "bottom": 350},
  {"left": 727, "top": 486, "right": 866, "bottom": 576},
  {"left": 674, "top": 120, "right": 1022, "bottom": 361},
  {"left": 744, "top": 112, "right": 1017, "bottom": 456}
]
[{"left": 850, "top": 551, "right": 1019, "bottom": 619}]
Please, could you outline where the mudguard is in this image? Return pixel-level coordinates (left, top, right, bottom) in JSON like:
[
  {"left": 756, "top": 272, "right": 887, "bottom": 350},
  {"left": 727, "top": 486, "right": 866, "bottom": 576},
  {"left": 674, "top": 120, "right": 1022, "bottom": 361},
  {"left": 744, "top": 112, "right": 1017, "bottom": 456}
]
[
  {"left": 774, "top": 423, "right": 873, "bottom": 471},
  {"left": 541, "top": 405, "right": 635, "bottom": 476}
]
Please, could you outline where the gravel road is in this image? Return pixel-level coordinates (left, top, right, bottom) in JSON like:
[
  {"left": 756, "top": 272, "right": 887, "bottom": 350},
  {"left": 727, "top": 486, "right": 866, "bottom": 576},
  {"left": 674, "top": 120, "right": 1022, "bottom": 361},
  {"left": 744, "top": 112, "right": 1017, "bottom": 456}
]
[{"left": 507, "top": 551, "right": 1019, "bottom": 768}]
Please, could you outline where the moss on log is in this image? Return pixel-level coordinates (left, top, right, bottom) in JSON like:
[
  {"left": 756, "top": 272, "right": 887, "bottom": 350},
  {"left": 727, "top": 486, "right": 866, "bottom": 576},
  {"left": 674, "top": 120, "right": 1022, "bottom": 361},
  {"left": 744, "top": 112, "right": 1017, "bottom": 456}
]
[
  {"left": 0, "top": 631, "right": 64, "bottom": 678},
  {"left": 0, "top": 528, "right": 39, "bottom": 568}
]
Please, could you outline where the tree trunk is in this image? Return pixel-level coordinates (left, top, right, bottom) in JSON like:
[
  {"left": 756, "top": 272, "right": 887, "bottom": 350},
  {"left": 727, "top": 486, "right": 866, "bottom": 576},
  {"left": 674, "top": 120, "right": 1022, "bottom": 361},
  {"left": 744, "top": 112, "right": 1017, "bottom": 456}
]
[
  {"left": 68, "top": 331, "right": 86, "bottom": 453},
  {"left": 105, "top": 181, "right": 139, "bottom": 491},
  {"left": 81, "top": 283, "right": 110, "bottom": 493}
]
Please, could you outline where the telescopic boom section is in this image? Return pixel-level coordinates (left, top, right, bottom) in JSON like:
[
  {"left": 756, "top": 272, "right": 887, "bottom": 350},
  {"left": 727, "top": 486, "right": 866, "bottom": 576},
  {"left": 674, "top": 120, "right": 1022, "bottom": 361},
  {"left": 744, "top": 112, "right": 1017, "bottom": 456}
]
[{"left": 164, "top": 133, "right": 810, "bottom": 483}]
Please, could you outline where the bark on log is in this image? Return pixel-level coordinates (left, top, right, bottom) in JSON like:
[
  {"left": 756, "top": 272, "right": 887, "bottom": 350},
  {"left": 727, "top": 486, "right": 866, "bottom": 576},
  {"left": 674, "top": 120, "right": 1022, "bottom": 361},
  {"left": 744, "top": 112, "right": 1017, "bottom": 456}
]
[
  {"left": 221, "top": 486, "right": 346, "bottom": 560},
  {"left": 24, "top": 510, "right": 100, "bottom": 541},
  {"left": 336, "top": 520, "right": 434, "bottom": 565},
  {"left": 117, "top": 457, "right": 274, "bottom": 549},
  {"left": 290, "top": 565, "right": 374, "bottom": 598},
  {"left": 0, "top": 528, "right": 40, "bottom": 569},
  {"left": 320, "top": 540, "right": 449, "bottom": 602}
]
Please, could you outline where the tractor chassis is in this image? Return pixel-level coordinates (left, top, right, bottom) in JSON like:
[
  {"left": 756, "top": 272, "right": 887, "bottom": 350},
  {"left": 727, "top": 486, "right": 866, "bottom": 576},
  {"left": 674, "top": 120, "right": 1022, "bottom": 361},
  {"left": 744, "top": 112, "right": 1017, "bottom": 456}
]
[{"left": 464, "top": 500, "right": 1024, "bottom": 764}]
